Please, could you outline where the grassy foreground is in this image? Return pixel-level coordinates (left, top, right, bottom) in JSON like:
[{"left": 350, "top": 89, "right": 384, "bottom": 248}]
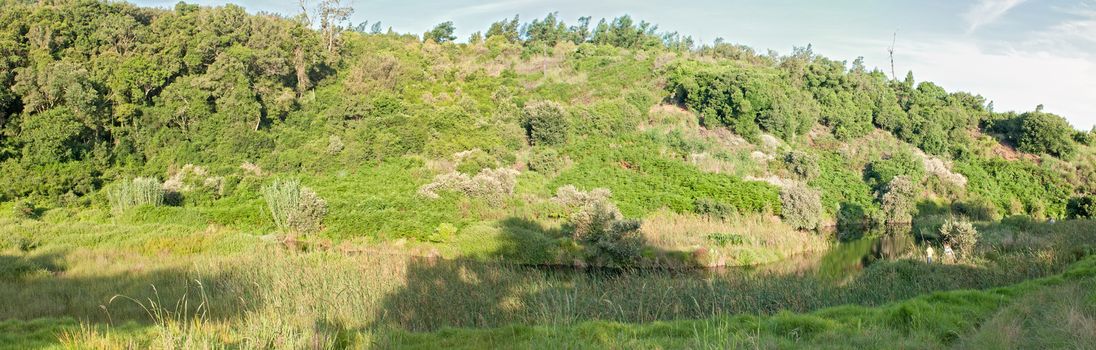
[
  {"left": 394, "top": 255, "right": 1096, "bottom": 349},
  {"left": 1, "top": 215, "right": 1094, "bottom": 348}
]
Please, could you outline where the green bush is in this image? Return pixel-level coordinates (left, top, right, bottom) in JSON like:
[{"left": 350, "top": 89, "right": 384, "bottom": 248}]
[
  {"left": 865, "top": 150, "right": 924, "bottom": 190},
  {"left": 107, "top": 177, "right": 165, "bottom": 213},
  {"left": 784, "top": 150, "right": 820, "bottom": 181},
  {"left": 555, "top": 137, "right": 781, "bottom": 217},
  {"left": 880, "top": 176, "right": 918, "bottom": 224},
  {"left": 939, "top": 217, "right": 978, "bottom": 256},
  {"left": 1017, "top": 111, "right": 1076, "bottom": 158},
  {"left": 780, "top": 185, "right": 823, "bottom": 230},
  {"left": 455, "top": 149, "right": 499, "bottom": 175},
  {"left": 521, "top": 101, "right": 569, "bottom": 146},
  {"left": 429, "top": 223, "right": 458, "bottom": 243},
  {"left": 955, "top": 159, "right": 1072, "bottom": 218},
  {"left": 263, "top": 179, "right": 328, "bottom": 235},
  {"left": 951, "top": 197, "right": 999, "bottom": 222},
  {"left": 568, "top": 197, "right": 643, "bottom": 266},
  {"left": 665, "top": 60, "right": 817, "bottom": 141},
  {"left": 1067, "top": 196, "right": 1096, "bottom": 219},
  {"left": 12, "top": 200, "right": 37, "bottom": 219},
  {"left": 693, "top": 198, "right": 735, "bottom": 221},
  {"left": 1073, "top": 130, "right": 1094, "bottom": 146},
  {"left": 527, "top": 147, "right": 564, "bottom": 174},
  {"left": 810, "top": 152, "right": 876, "bottom": 216}
]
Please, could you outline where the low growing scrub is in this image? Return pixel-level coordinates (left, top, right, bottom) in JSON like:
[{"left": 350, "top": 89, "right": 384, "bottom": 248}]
[
  {"left": 454, "top": 149, "right": 499, "bottom": 175},
  {"left": 550, "top": 185, "right": 613, "bottom": 215},
  {"left": 418, "top": 168, "right": 520, "bottom": 204},
  {"left": 12, "top": 200, "right": 37, "bottom": 219},
  {"left": 784, "top": 150, "right": 820, "bottom": 181},
  {"left": 694, "top": 198, "right": 735, "bottom": 221},
  {"left": 526, "top": 147, "right": 564, "bottom": 174}
]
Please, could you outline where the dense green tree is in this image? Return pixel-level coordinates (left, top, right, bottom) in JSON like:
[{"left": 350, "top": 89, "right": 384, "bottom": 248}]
[
  {"left": 1017, "top": 110, "right": 1076, "bottom": 158},
  {"left": 522, "top": 13, "right": 569, "bottom": 47},
  {"left": 486, "top": 15, "right": 520, "bottom": 43},
  {"left": 865, "top": 150, "right": 924, "bottom": 190},
  {"left": 521, "top": 101, "right": 569, "bottom": 146},
  {"left": 424, "top": 21, "right": 456, "bottom": 43}
]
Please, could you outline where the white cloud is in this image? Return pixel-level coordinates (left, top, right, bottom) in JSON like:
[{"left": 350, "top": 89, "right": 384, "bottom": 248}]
[
  {"left": 894, "top": 40, "right": 1096, "bottom": 129},
  {"left": 1028, "top": 3, "right": 1096, "bottom": 57},
  {"left": 964, "top": 0, "right": 1028, "bottom": 33}
]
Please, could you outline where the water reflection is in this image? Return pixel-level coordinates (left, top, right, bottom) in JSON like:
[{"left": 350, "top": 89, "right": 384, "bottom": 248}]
[
  {"left": 533, "top": 225, "right": 921, "bottom": 285},
  {"left": 716, "top": 225, "right": 919, "bottom": 283}
]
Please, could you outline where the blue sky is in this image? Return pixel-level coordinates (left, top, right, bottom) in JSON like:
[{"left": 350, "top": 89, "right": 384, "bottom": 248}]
[{"left": 134, "top": 0, "right": 1096, "bottom": 129}]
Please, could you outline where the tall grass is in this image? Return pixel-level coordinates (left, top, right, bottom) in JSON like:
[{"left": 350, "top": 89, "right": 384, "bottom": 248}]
[
  {"left": 639, "top": 209, "right": 828, "bottom": 266},
  {"left": 262, "top": 179, "right": 327, "bottom": 235},
  {"left": 3, "top": 210, "right": 1094, "bottom": 348},
  {"left": 107, "top": 177, "right": 165, "bottom": 213}
]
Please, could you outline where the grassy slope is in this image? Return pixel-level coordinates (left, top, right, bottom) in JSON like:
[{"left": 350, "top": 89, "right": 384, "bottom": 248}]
[{"left": 389, "top": 256, "right": 1096, "bottom": 349}]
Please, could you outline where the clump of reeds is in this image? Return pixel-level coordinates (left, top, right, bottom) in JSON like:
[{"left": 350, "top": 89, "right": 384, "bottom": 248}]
[
  {"left": 263, "top": 179, "right": 328, "bottom": 235},
  {"left": 107, "top": 177, "right": 165, "bottom": 213}
]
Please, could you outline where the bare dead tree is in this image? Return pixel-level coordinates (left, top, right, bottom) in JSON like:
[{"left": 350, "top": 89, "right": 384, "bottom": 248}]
[{"left": 298, "top": 0, "right": 353, "bottom": 53}]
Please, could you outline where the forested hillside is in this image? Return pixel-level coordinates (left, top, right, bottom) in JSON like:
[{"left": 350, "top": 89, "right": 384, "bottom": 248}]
[
  {"left": 1, "top": 1, "right": 1096, "bottom": 347},
  {"left": 2, "top": 1, "right": 1092, "bottom": 237}
]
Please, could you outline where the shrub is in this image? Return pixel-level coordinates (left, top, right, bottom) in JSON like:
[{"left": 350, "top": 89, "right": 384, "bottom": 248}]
[
  {"left": 1067, "top": 195, "right": 1096, "bottom": 219},
  {"left": 954, "top": 158, "right": 1072, "bottom": 218},
  {"left": 326, "top": 135, "right": 345, "bottom": 155},
  {"left": 162, "top": 164, "right": 228, "bottom": 205},
  {"left": 429, "top": 223, "right": 458, "bottom": 243},
  {"left": 263, "top": 179, "right": 328, "bottom": 235},
  {"left": 780, "top": 185, "right": 822, "bottom": 230},
  {"left": 12, "top": 200, "right": 37, "bottom": 219},
  {"left": 865, "top": 150, "right": 924, "bottom": 189},
  {"left": 418, "top": 168, "right": 520, "bottom": 204},
  {"left": 1017, "top": 111, "right": 1076, "bottom": 158},
  {"left": 568, "top": 194, "right": 643, "bottom": 266},
  {"left": 527, "top": 147, "right": 564, "bottom": 174},
  {"left": 107, "top": 177, "right": 165, "bottom": 213},
  {"left": 551, "top": 185, "right": 612, "bottom": 215},
  {"left": 810, "top": 152, "right": 876, "bottom": 216},
  {"left": 784, "top": 151, "right": 820, "bottom": 181},
  {"left": 1000, "top": 215, "right": 1036, "bottom": 232},
  {"left": 553, "top": 137, "right": 782, "bottom": 217},
  {"left": 1073, "top": 130, "right": 1093, "bottom": 146},
  {"left": 454, "top": 149, "right": 499, "bottom": 175},
  {"left": 521, "top": 101, "right": 569, "bottom": 146},
  {"left": 939, "top": 217, "right": 978, "bottom": 255},
  {"left": 952, "top": 197, "right": 999, "bottom": 222},
  {"left": 881, "top": 175, "right": 918, "bottom": 224},
  {"left": 693, "top": 198, "right": 734, "bottom": 221}
]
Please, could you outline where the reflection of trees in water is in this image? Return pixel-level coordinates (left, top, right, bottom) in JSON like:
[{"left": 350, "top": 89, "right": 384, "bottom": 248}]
[{"left": 871, "top": 225, "right": 917, "bottom": 261}]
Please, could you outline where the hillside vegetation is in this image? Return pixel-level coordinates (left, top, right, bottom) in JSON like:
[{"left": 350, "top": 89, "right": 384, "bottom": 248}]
[{"left": 1, "top": 1, "right": 1095, "bottom": 348}]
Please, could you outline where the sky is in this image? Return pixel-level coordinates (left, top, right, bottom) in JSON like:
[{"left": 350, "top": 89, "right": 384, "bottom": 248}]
[{"left": 133, "top": 0, "right": 1096, "bottom": 130}]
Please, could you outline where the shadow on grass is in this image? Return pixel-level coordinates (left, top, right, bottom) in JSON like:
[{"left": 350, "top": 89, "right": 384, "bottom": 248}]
[
  {"left": 372, "top": 216, "right": 1062, "bottom": 334},
  {"left": 0, "top": 251, "right": 258, "bottom": 327}
]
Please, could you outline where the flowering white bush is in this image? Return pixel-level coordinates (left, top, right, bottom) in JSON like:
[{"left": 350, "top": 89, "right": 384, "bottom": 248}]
[{"left": 418, "top": 167, "right": 519, "bottom": 204}]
